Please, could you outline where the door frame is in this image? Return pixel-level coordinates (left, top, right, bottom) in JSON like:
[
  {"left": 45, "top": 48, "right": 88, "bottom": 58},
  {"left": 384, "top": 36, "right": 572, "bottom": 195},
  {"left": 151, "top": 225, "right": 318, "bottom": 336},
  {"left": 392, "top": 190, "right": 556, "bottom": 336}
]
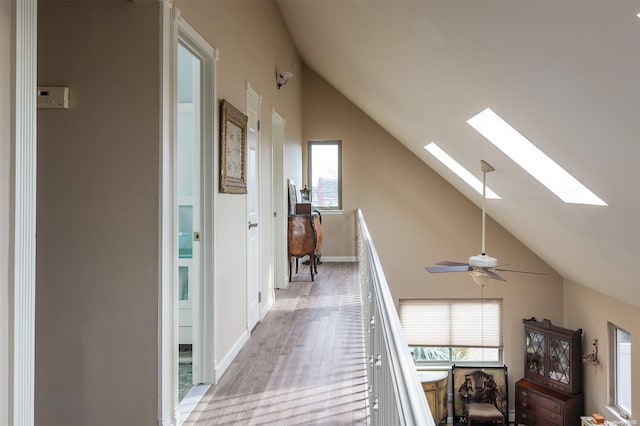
[
  {"left": 160, "top": 5, "right": 217, "bottom": 424},
  {"left": 246, "top": 83, "right": 262, "bottom": 331},
  {"left": 176, "top": 40, "right": 203, "bottom": 387},
  {"left": 3, "top": 1, "right": 38, "bottom": 423},
  {"left": 271, "top": 109, "right": 287, "bottom": 290}
]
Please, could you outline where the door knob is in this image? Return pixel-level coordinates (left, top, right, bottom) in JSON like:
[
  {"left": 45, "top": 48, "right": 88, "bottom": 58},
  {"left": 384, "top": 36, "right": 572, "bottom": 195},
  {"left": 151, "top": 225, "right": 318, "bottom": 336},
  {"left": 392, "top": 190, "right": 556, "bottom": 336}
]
[{"left": 248, "top": 222, "right": 258, "bottom": 229}]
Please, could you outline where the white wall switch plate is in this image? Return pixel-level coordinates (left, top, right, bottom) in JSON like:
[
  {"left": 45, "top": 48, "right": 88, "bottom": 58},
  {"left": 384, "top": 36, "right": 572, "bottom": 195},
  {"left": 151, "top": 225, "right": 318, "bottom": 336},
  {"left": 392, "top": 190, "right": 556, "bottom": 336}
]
[{"left": 37, "top": 86, "right": 69, "bottom": 109}]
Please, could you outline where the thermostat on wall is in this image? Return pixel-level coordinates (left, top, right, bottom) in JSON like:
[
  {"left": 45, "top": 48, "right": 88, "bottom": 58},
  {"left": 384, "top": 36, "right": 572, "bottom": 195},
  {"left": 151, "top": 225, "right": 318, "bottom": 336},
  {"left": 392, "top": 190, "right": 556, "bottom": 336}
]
[{"left": 37, "top": 86, "right": 69, "bottom": 109}]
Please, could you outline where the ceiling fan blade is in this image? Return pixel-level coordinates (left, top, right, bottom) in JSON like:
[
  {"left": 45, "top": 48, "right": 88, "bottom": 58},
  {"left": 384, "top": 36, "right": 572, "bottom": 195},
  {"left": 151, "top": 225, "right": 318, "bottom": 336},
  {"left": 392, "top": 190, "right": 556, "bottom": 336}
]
[
  {"left": 436, "top": 260, "right": 470, "bottom": 267},
  {"left": 425, "top": 265, "right": 472, "bottom": 273},
  {"left": 495, "top": 268, "right": 549, "bottom": 276},
  {"left": 485, "top": 270, "right": 507, "bottom": 281}
]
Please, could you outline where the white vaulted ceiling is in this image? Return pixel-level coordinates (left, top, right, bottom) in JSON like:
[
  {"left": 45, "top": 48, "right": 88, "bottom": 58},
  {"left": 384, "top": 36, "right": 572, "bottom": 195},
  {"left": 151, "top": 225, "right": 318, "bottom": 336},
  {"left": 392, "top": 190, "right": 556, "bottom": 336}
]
[{"left": 278, "top": 0, "right": 640, "bottom": 307}]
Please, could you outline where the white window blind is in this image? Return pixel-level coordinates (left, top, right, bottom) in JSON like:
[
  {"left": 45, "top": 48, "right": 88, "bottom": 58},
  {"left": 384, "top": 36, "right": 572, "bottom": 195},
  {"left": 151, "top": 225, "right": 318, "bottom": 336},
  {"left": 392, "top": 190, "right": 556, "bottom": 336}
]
[{"left": 399, "top": 299, "right": 503, "bottom": 348}]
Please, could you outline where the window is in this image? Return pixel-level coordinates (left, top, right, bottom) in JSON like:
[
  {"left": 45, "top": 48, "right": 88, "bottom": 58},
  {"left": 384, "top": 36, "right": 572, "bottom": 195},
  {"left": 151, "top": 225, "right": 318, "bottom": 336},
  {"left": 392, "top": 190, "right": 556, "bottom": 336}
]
[
  {"left": 400, "top": 299, "right": 503, "bottom": 364},
  {"left": 308, "top": 140, "right": 341, "bottom": 210},
  {"left": 466, "top": 108, "right": 606, "bottom": 205},
  {"left": 609, "top": 322, "right": 632, "bottom": 418}
]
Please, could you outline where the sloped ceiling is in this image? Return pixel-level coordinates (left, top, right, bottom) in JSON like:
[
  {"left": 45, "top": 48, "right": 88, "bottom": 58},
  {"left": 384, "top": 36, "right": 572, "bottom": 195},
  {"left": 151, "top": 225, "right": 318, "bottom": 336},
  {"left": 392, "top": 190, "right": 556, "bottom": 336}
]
[{"left": 278, "top": 0, "right": 640, "bottom": 308}]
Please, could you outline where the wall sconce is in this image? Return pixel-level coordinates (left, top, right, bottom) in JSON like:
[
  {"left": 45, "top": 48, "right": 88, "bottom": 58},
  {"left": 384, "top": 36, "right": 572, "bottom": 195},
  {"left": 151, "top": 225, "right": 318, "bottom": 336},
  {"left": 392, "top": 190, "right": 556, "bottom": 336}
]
[
  {"left": 582, "top": 338, "right": 600, "bottom": 365},
  {"left": 276, "top": 69, "right": 294, "bottom": 89}
]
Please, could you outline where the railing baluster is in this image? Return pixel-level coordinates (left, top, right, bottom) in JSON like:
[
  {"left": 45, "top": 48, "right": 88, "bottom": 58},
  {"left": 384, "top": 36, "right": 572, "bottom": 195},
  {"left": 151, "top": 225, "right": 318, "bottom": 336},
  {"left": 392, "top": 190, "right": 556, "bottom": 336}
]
[{"left": 357, "top": 209, "right": 434, "bottom": 426}]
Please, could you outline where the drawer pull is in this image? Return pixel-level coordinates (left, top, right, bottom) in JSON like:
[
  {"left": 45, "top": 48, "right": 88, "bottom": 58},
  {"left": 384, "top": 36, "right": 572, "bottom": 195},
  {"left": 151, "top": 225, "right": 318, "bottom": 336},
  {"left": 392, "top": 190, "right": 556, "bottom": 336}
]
[
  {"left": 522, "top": 413, "right": 528, "bottom": 419},
  {"left": 521, "top": 402, "right": 528, "bottom": 408},
  {"left": 521, "top": 391, "right": 528, "bottom": 397}
]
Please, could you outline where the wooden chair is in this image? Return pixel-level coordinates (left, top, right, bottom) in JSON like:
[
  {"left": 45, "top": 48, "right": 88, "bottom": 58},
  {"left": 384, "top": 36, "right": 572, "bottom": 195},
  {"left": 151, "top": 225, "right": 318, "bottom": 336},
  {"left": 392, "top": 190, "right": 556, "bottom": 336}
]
[
  {"left": 466, "top": 402, "right": 504, "bottom": 425},
  {"left": 459, "top": 370, "right": 505, "bottom": 425}
]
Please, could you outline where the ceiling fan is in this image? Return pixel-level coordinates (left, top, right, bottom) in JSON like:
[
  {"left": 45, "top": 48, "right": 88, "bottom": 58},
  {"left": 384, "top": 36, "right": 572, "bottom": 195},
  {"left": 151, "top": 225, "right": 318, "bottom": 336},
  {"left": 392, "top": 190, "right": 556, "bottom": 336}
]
[{"left": 425, "top": 160, "right": 547, "bottom": 286}]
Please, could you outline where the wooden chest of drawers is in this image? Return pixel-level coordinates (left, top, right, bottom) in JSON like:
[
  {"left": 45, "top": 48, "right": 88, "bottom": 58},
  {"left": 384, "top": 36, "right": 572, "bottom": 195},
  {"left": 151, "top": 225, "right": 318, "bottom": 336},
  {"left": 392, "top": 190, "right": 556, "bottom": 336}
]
[{"left": 515, "top": 378, "right": 582, "bottom": 425}]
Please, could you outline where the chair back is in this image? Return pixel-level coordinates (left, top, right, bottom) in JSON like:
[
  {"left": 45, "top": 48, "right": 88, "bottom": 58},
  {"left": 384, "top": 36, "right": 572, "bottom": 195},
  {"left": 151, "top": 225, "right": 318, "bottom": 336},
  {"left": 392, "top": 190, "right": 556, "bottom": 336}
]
[{"left": 459, "top": 370, "right": 500, "bottom": 406}]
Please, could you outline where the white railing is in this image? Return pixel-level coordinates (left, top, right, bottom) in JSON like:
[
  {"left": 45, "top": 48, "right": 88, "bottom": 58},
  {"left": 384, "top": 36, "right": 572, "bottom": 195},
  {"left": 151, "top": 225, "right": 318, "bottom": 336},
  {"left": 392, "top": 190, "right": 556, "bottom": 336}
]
[{"left": 357, "top": 209, "right": 435, "bottom": 426}]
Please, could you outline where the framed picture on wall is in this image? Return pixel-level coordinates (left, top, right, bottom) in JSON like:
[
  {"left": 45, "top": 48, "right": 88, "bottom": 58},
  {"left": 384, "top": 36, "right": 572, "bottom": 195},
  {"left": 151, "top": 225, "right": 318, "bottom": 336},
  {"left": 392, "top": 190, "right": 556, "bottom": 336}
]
[{"left": 220, "top": 99, "right": 248, "bottom": 194}]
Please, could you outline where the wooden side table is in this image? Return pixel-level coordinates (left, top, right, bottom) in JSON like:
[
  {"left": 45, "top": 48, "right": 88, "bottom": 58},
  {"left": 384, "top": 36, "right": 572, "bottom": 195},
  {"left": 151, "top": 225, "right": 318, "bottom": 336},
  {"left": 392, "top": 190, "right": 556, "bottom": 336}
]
[{"left": 418, "top": 371, "right": 448, "bottom": 424}]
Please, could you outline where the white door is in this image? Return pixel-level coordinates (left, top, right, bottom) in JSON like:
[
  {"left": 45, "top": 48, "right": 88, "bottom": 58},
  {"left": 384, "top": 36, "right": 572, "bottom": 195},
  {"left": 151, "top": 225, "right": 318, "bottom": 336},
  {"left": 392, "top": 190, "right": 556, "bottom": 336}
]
[
  {"left": 246, "top": 85, "right": 261, "bottom": 330},
  {"left": 272, "top": 110, "right": 287, "bottom": 289},
  {"left": 177, "top": 41, "right": 202, "bottom": 400}
]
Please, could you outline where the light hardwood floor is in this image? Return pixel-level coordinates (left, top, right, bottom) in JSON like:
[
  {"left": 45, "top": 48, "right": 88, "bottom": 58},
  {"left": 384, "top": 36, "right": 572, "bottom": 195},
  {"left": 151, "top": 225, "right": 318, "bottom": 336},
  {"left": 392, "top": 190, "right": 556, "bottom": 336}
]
[{"left": 186, "top": 262, "right": 369, "bottom": 425}]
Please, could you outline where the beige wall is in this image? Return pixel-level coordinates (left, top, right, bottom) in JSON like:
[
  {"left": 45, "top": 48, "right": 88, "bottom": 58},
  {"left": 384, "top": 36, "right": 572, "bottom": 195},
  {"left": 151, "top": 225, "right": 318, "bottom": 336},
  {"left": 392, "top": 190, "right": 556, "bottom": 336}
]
[
  {"left": 302, "top": 65, "right": 564, "bottom": 413},
  {"left": 174, "top": 0, "right": 303, "bottom": 363},
  {"left": 36, "top": 2, "right": 161, "bottom": 424},
  {"left": 564, "top": 279, "right": 640, "bottom": 422},
  {"left": 0, "top": 0, "right": 12, "bottom": 423},
  {"left": 35, "top": 0, "right": 301, "bottom": 422}
]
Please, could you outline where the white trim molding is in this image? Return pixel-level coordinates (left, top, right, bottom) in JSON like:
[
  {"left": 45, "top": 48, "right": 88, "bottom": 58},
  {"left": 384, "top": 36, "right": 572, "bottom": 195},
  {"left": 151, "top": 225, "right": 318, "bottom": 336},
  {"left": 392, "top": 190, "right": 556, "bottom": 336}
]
[
  {"left": 177, "top": 383, "right": 210, "bottom": 425},
  {"left": 214, "top": 330, "right": 249, "bottom": 383},
  {"left": 271, "top": 109, "right": 287, "bottom": 290},
  {"left": 321, "top": 256, "right": 358, "bottom": 263},
  {"left": 177, "top": 15, "right": 217, "bottom": 387},
  {"left": 316, "top": 209, "right": 344, "bottom": 215},
  {"left": 159, "top": 7, "right": 218, "bottom": 423},
  {"left": 158, "top": 1, "right": 176, "bottom": 424},
  {"left": 10, "top": 0, "right": 37, "bottom": 424},
  {"left": 260, "top": 298, "right": 274, "bottom": 322}
]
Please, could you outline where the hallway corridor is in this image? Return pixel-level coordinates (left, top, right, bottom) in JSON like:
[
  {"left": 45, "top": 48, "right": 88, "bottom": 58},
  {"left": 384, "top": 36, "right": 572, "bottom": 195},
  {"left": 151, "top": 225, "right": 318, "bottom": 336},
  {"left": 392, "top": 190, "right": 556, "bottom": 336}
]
[{"left": 186, "top": 262, "right": 369, "bottom": 425}]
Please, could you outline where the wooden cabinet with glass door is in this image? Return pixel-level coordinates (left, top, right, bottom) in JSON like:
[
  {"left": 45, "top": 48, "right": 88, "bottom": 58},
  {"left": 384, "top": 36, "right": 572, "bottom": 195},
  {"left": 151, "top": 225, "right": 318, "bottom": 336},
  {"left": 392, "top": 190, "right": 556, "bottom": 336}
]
[{"left": 516, "top": 318, "right": 583, "bottom": 425}]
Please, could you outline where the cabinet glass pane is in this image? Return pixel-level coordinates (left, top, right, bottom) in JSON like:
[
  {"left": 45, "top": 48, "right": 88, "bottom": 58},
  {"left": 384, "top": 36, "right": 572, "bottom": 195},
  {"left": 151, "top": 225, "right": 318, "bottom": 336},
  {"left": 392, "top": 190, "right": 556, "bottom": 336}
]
[
  {"left": 526, "top": 331, "right": 545, "bottom": 375},
  {"left": 549, "top": 337, "right": 571, "bottom": 384}
]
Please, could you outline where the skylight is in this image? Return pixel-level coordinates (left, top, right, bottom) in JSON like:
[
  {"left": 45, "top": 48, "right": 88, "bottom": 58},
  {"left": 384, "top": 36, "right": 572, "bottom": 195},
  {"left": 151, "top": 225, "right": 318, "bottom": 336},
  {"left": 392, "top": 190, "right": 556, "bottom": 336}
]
[
  {"left": 424, "top": 142, "right": 500, "bottom": 199},
  {"left": 466, "top": 108, "right": 607, "bottom": 206}
]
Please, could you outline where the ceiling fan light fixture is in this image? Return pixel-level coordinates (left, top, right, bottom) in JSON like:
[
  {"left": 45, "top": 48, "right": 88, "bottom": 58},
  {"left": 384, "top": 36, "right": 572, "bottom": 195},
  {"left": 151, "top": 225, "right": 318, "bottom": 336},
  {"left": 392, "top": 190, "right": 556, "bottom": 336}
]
[
  {"left": 469, "top": 254, "right": 498, "bottom": 268},
  {"left": 469, "top": 270, "right": 491, "bottom": 287}
]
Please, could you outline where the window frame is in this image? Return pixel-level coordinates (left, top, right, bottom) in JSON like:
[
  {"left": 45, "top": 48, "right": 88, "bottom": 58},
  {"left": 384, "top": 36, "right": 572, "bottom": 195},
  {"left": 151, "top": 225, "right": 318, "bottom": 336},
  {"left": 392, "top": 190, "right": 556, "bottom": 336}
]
[
  {"left": 307, "top": 140, "right": 342, "bottom": 211},
  {"left": 400, "top": 298, "right": 504, "bottom": 366},
  {"left": 608, "top": 322, "right": 632, "bottom": 419}
]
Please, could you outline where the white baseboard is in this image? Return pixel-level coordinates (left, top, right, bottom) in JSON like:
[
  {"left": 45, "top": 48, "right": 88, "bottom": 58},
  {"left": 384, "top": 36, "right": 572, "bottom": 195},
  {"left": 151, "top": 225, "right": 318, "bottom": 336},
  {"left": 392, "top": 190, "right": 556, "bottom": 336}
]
[
  {"left": 214, "top": 330, "right": 249, "bottom": 383},
  {"left": 275, "top": 274, "right": 289, "bottom": 289},
  {"left": 158, "top": 414, "right": 175, "bottom": 426},
  {"left": 321, "top": 256, "right": 357, "bottom": 262},
  {"left": 260, "top": 297, "right": 274, "bottom": 321},
  {"left": 178, "top": 383, "right": 210, "bottom": 425}
]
